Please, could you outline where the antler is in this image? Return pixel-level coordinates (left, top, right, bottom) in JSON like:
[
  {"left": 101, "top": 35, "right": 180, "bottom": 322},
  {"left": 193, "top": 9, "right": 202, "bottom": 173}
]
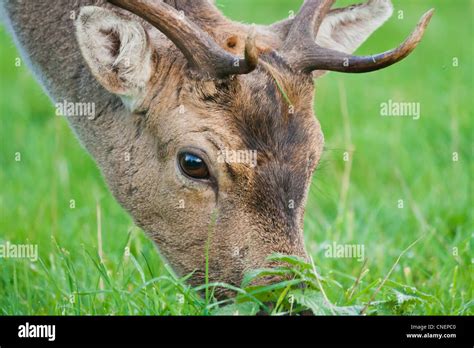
[
  {"left": 282, "top": 0, "right": 434, "bottom": 74},
  {"left": 282, "top": 0, "right": 335, "bottom": 53},
  {"left": 107, "top": 0, "right": 258, "bottom": 78}
]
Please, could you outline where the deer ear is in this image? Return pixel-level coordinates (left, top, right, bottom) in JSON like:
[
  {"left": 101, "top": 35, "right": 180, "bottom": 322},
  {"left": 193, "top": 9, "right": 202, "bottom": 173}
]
[
  {"left": 314, "top": 0, "right": 394, "bottom": 77},
  {"left": 75, "top": 6, "right": 154, "bottom": 106}
]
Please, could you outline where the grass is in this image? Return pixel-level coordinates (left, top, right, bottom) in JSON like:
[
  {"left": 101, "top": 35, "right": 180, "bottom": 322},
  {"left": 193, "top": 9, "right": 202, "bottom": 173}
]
[{"left": 0, "top": 0, "right": 472, "bottom": 315}]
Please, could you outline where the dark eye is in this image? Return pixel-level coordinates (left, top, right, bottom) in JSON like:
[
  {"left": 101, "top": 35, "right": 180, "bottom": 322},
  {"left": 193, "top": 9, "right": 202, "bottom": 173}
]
[{"left": 178, "top": 152, "right": 210, "bottom": 180}]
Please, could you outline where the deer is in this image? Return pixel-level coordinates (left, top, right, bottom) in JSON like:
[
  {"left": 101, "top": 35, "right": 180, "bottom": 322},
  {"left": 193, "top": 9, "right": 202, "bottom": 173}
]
[{"left": 1, "top": 0, "right": 433, "bottom": 291}]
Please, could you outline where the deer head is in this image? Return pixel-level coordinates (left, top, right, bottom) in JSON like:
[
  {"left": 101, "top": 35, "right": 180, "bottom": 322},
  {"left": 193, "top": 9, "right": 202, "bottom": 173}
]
[{"left": 74, "top": 0, "right": 433, "bottom": 289}]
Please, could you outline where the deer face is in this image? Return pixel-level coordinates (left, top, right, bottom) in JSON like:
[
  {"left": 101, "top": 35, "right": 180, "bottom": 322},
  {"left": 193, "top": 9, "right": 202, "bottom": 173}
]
[
  {"left": 140, "top": 65, "right": 323, "bottom": 286},
  {"left": 75, "top": 0, "right": 433, "bottom": 287}
]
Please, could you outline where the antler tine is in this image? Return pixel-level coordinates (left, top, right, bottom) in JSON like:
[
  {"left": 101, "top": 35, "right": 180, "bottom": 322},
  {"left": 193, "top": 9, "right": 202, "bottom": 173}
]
[
  {"left": 288, "top": 8, "right": 435, "bottom": 74},
  {"left": 282, "top": 0, "right": 335, "bottom": 52},
  {"left": 166, "top": 0, "right": 226, "bottom": 26},
  {"left": 108, "top": 0, "right": 258, "bottom": 78}
]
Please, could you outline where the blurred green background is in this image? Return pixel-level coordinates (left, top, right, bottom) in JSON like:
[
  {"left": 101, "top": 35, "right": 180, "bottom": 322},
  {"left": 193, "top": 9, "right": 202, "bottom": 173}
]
[{"left": 0, "top": 0, "right": 472, "bottom": 314}]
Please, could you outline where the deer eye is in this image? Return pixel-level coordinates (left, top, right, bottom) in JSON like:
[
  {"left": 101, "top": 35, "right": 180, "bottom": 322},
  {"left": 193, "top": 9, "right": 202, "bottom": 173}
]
[{"left": 178, "top": 152, "right": 210, "bottom": 180}]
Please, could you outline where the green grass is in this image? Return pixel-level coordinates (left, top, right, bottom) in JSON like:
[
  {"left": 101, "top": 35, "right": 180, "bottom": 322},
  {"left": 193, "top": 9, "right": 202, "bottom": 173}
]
[{"left": 0, "top": 0, "right": 472, "bottom": 315}]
